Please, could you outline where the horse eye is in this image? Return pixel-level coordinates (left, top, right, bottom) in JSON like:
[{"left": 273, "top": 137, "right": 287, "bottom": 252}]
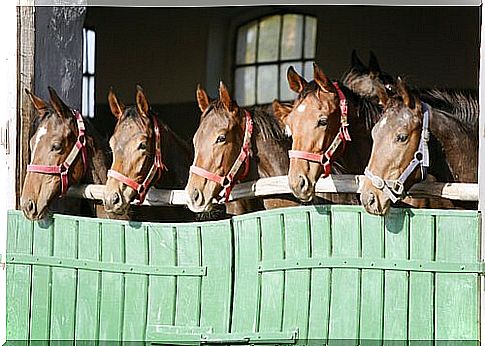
[
  {"left": 138, "top": 142, "right": 147, "bottom": 150},
  {"left": 51, "top": 142, "right": 62, "bottom": 151},
  {"left": 216, "top": 134, "right": 226, "bottom": 144},
  {"left": 396, "top": 133, "right": 408, "bottom": 142},
  {"left": 317, "top": 118, "right": 328, "bottom": 127}
]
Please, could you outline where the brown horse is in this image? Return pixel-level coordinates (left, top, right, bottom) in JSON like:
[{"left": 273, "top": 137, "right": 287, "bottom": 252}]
[
  {"left": 104, "top": 86, "right": 196, "bottom": 221},
  {"left": 185, "top": 81, "right": 298, "bottom": 215},
  {"left": 20, "top": 87, "right": 116, "bottom": 221},
  {"left": 360, "top": 78, "right": 478, "bottom": 215},
  {"left": 273, "top": 63, "right": 378, "bottom": 203}
]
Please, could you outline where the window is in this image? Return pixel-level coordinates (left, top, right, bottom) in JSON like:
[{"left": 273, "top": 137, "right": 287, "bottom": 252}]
[
  {"left": 234, "top": 14, "right": 317, "bottom": 106},
  {"left": 82, "top": 28, "right": 95, "bottom": 118}
]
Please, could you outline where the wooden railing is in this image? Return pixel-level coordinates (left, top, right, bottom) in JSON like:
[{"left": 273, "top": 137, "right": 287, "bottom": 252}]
[{"left": 66, "top": 175, "right": 479, "bottom": 206}]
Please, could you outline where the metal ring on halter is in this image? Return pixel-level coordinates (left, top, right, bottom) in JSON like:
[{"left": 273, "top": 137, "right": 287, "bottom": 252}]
[{"left": 371, "top": 175, "right": 385, "bottom": 190}]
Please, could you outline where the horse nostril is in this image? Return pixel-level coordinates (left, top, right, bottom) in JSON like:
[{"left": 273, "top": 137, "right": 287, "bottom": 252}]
[
  {"left": 299, "top": 175, "right": 308, "bottom": 191},
  {"left": 27, "top": 199, "right": 35, "bottom": 212},
  {"left": 367, "top": 192, "right": 376, "bottom": 206},
  {"left": 193, "top": 188, "right": 203, "bottom": 204},
  {"left": 111, "top": 192, "right": 121, "bottom": 206}
]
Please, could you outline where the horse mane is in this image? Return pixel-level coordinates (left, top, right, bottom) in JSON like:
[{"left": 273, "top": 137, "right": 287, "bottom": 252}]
[
  {"left": 419, "top": 88, "right": 478, "bottom": 133},
  {"left": 246, "top": 104, "right": 287, "bottom": 142}
]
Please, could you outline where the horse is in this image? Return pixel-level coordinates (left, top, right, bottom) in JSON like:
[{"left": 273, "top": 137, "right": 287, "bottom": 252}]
[
  {"left": 20, "top": 87, "right": 119, "bottom": 221},
  {"left": 185, "top": 81, "right": 299, "bottom": 216},
  {"left": 272, "top": 63, "right": 381, "bottom": 203},
  {"left": 104, "top": 86, "right": 196, "bottom": 222},
  {"left": 360, "top": 78, "right": 478, "bottom": 215}
]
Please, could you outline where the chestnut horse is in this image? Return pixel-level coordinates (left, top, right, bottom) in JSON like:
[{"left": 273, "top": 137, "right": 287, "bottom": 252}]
[
  {"left": 20, "top": 87, "right": 119, "bottom": 221},
  {"left": 185, "top": 82, "right": 298, "bottom": 215},
  {"left": 273, "top": 63, "right": 379, "bottom": 202},
  {"left": 104, "top": 86, "right": 196, "bottom": 221},
  {"left": 360, "top": 78, "right": 478, "bottom": 215}
]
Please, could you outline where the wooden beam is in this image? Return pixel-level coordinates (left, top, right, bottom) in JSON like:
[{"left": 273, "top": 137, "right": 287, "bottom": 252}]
[
  {"left": 16, "top": 5, "right": 35, "bottom": 209},
  {"left": 66, "top": 175, "right": 479, "bottom": 206}
]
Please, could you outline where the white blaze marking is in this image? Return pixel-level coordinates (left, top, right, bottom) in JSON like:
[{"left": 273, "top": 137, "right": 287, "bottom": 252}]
[
  {"left": 31, "top": 126, "right": 47, "bottom": 164},
  {"left": 379, "top": 117, "right": 387, "bottom": 128},
  {"left": 285, "top": 124, "right": 292, "bottom": 137},
  {"left": 297, "top": 104, "right": 306, "bottom": 113}
]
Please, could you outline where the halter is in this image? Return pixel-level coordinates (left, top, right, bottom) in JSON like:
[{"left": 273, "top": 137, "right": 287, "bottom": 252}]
[
  {"left": 288, "top": 82, "right": 352, "bottom": 177},
  {"left": 27, "top": 109, "right": 88, "bottom": 196},
  {"left": 107, "top": 115, "right": 166, "bottom": 204},
  {"left": 364, "top": 102, "right": 430, "bottom": 203},
  {"left": 190, "top": 109, "right": 253, "bottom": 202}
]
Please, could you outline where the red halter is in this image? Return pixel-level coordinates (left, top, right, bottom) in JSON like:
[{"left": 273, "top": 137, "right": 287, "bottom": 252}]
[
  {"left": 288, "top": 82, "right": 351, "bottom": 177},
  {"left": 107, "top": 115, "right": 166, "bottom": 204},
  {"left": 190, "top": 110, "right": 253, "bottom": 202},
  {"left": 27, "top": 110, "right": 88, "bottom": 196}
]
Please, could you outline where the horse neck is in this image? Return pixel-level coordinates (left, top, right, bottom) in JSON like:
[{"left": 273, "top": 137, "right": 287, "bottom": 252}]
[
  {"left": 156, "top": 120, "right": 193, "bottom": 189},
  {"left": 84, "top": 121, "right": 110, "bottom": 185},
  {"left": 334, "top": 96, "right": 374, "bottom": 174},
  {"left": 251, "top": 132, "right": 291, "bottom": 179},
  {"left": 428, "top": 108, "right": 477, "bottom": 182}
]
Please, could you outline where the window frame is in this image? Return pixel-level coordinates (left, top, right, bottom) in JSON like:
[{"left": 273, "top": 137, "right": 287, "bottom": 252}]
[{"left": 232, "top": 12, "right": 317, "bottom": 105}]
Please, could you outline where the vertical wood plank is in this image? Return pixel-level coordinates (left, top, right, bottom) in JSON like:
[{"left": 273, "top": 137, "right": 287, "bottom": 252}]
[
  {"left": 123, "top": 223, "right": 148, "bottom": 341},
  {"left": 259, "top": 213, "right": 285, "bottom": 333},
  {"left": 200, "top": 220, "right": 233, "bottom": 333},
  {"left": 359, "top": 211, "right": 384, "bottom": 345},
  {"left": 75, "top": 219, "right": 101, "bottom": 341},
  {"left": 383, "top": 210, "right": 409, "bottom": 344},
  {"left": 307, "top": 207, "right": 332, "bottom": 344}
]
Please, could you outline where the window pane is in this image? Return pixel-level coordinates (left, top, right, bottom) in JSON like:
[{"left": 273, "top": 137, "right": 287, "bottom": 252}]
[
  {"left": 87, "top": 29, "right": 95, "bottom": 74},
  {"left": 89, "top": 77, "right": 95, "bottom": 118},
  {"left": 257, "top": 15, "right": 281, "bottom": 63},
  {"left": 82, "top": 76, "right": 89, "bottom": 116},
  {"left": 257, "top": 65, "right": 278, "bottom": 104},
  {"left": 236, "top": 21, "right": 257, "bottom": 65},
  {"left": 235, "top": 66, "right": 256, "bottom": 106},
  {"left": 303, "top": 61, "right": 314, "bottom": 81},
  {"left": 280, "top": 62, "right": 302, "bottom": 101},
  {"left": 304, "top": 16, "right": 317, "bottom": 59},
  {"left": 281, "top": 14, "right": 303, "bottom": 61},
  {"left": 82, "top": 29, "right": 87, "bottom": 74}
]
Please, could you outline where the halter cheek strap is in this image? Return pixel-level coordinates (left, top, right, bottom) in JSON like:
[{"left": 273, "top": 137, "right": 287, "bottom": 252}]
[
  {"left": 27, "top": 110, "right": 88, "bottom": 196},
  {"left": 190, "top": 110, "right": 253, "bottom": 202},
  {"left": 364, "top": 102, "right": 430, "bottom": 203},
  {"left": 288, "top": 82, "right": 351, "bottom": 177},
  {"left": 107, "top": 115, "right": 167, "bottom": 204}
]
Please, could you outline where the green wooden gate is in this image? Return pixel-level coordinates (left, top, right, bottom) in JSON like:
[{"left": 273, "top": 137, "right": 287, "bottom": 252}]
[{"left": 5, "top": 205, "right": 482, "bottom": 344}]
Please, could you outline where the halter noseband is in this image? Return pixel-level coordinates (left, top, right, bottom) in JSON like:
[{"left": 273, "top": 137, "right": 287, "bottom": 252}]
[
  {"left": 288, "top": 82, "right": 352, "bottom": 177},
  {"left": 364, "top": 102, "right": 430, "bottom": 203},
  {"left": 27, "top": 109, "right": 88, "bottom": 196},
  {"left": 190, "top": 109, "right": 253, "bottom": 202},
  {"left": 107, "top": 115, "right": 166, "bottom": 204}
]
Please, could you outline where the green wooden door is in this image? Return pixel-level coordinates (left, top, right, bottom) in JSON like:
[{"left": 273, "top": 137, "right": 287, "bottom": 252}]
[
  {"left": 231, "top": 205, "right": 481, "bottom": 345},
  {"left": 6, "top": 205, "right": 482, "bottom": 345},
  {"left": 6, "top": 210, "right": 233, "bottom": 344}
]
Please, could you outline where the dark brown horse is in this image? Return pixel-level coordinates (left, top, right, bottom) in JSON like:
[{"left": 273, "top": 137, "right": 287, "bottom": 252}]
[
  {"left": 20, "top": 87, "right": 116, "bottom": 221},
  {"left": 360, "top": 78, "right": 478, "bottom": 215},
  {"left": 273, "top": 63, "right": 378, "bottom": 202},
  {"left": 185, "top": 82, "right": 298, "bottom": 215},
  {"left": 104, "top": 86, "right": 195, "bottom": 221}
]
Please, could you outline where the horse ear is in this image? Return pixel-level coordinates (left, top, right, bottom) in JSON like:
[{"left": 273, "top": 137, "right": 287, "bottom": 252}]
[
  {"left": 351, "top": 50, "right": 367, "bottom": 73},
  {"left": 196, "top": 84, "right": 210, "bottom": 113},
  {"left": 272, "top": 99, "right": 292, "bottom": 125},
  {"left": 287, "top": 66, "right": 307, "bottom": 94},
  {"left": 368, "top": 51, "right": 381, "bottom": 76},
  {"left": 218, "top": 81, "right": 235, "bottom": 112},
  {"left": 396, "top": 77, "right": 415, "bottom": 109},
  {"left": 135, "top": 85, "right": 150, "bottom": 116},
  {"left": 25, "top": 89, "right": 49, "bottom": 118},
  {"left": 375, "top": 84, "right": 389, "bottom": 107},
  {"left": 108, "top": 88, "right": 125, "bottom": 119},
  {"left": 313, "top": 63, "right": 333, "bottom": 93},
  {"left": 47, "top": 86, "right": 70, "bottom": 118}
]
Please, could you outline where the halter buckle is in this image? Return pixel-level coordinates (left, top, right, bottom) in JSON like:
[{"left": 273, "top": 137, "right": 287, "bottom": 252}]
[
  {"left": 371, "top": 175, "right": 385, "bottom": 190},
  {"left": 391, "top": 181, "right": 405, "bottom": 196}
]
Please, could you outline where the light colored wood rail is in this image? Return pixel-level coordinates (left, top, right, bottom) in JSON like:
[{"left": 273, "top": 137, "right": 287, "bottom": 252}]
[{"left": 66, "top": 175, "right": 479, "bottom": 206}]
